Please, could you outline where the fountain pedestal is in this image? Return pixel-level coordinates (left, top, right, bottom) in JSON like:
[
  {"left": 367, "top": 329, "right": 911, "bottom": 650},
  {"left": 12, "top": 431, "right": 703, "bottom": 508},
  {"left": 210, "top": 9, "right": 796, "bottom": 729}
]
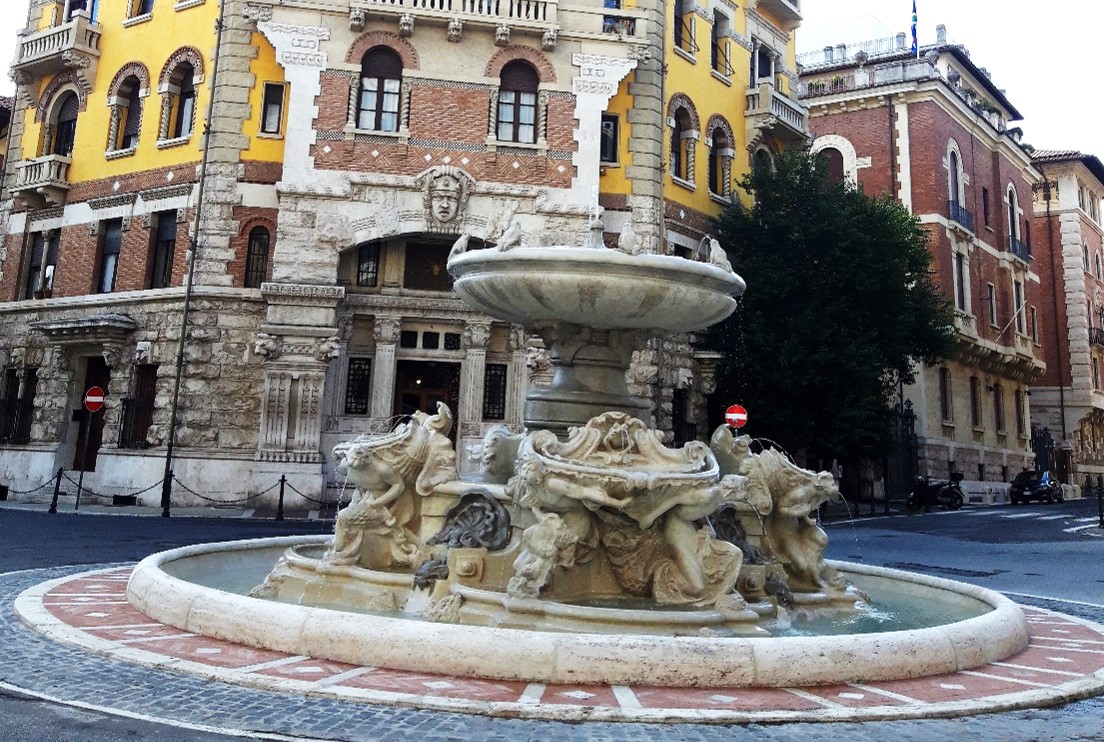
[{"left": 525, "top": 324, "right": 651, "bottom": 434}]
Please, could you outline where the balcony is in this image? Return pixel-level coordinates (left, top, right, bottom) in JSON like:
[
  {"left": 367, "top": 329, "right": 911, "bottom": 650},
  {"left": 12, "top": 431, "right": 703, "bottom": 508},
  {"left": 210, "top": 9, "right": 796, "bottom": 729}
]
[
  {"left": 947, "top": 200, "right": 974, "bottom": 233},
  {"left": 352, "top": 0, "right": 559, "bottom": 34},
  {"left": 745, "top": 82, "right": 808, "bottom": 144},
  {"left": 12, "top": 155, "right": 72, "bottom": 207},
  {"left": 754, "top": 0, "right": 801, "bottom": 29},
  {"left": 11, "top": 13, "right": 102, "bottom": 83},
  {"left": 1090, "top": 327, "right": 1104, "bottom": 349},
  {"left": 1009, "top": 235, "right": 1031, "bottom": 263}
]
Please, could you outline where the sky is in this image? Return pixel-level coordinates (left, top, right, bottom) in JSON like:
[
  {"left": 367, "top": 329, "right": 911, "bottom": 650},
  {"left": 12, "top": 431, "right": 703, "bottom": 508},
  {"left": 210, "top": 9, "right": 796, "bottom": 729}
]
[
  {"left": 0, "top": 1, "right": 1101, "bottom": 155},
  {"left": 797, "top": 0, "right": 1104, "bottom": 155}
]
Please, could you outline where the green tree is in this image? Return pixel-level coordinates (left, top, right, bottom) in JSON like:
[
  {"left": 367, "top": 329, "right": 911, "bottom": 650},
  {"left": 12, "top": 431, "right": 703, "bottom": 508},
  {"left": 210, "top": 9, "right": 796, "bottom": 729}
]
[{"left": 709, "top": 147, "right": 954, "bottom": 464}]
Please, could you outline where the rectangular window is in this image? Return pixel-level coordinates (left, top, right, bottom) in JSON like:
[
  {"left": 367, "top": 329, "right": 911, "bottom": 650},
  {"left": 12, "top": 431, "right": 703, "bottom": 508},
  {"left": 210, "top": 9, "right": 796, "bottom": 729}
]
[
  {"left": 954, "top": 252, "right": 966, "bottom": 311},
  {"left": 399, "top": 330, "right": 418, "bottom": 348},
  {"left": 357, "top": 243, "right": 380, "bottom": 287},
  {"left": 970, "top": 376, "right": 982, "bottom": 428},
  {"left": 939, "top": 367, "right": 953, "bottom": 422},
  {"left": 1015, "top": 389, "right": 1026, "bottom": 437},
  {"left": 1031, "top": 306, "right": 1039, "bottom": 344},
  {"left": 130, "top": 0, "right": 153, "bottom": 17},
  {"left": 260, "top": 83, "right": 285, "bottom": 135},
  {"left": 600, "top": 114, "right": 619, "bottom": 164},
  {"left": 98, "top": 219, "right": 123, "bottom": 294},
  {"left": 982, "top": 187, "right": 990, "bottom": 227},
  {"left": 978, "top": 462, "right": 985, "bottom": 482},
  {"left": 482, "top": 363, "right": 508, "bottom": 421},
  {"left": 987, "top": 282, "right": 997, "bottom": 327},
  {"left": 24, "top": 231, "right": 59, "bottom": 300},
  {"left": 422, "top": 332, "right": 440, "bottom": 350},
  {"left": 993, "top": 384, "right": 1005, "bottom": 432},
  {"left": 149, "top": 211, "right": 177, "bottom": 289},
  {"left": 0, "top": 368, "right": 19, "bottom": 443},
  {"left": 119, "top": 364, "right": 157, "bottom": 448},
  {"left": 1013, "top": 280, "right": 1025, "bottom": 334},
  {"left": 344, "top": 358, "right": 372, "bottom": 415},
  {"left": 444, "top": 333, "right": 462, "bottom": 350},
  {"left": 1094, "top": 358, "right": 1100, "bottom": 390}
]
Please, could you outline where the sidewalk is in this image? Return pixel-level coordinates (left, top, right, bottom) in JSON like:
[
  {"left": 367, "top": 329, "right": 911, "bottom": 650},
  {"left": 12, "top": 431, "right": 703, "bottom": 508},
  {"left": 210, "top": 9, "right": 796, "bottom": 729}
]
[{"left": 0, "top": 499, "right": 330, "bottom": 521}]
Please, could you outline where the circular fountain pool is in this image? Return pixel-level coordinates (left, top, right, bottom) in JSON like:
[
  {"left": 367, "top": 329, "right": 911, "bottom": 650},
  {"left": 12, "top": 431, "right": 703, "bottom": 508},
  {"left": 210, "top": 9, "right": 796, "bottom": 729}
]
[{"left": 127, "top": 536, "right": 1029, "bottom": 689}]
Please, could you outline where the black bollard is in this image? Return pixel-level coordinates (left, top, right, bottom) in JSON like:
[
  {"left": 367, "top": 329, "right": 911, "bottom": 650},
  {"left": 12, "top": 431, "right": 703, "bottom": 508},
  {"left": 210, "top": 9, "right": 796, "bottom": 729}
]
[
  {"left": 48, "top": 468, "right": 63, "bottom": 514},
  {"left": 276, "top": 475, "right": 286, "bottom": 522}
]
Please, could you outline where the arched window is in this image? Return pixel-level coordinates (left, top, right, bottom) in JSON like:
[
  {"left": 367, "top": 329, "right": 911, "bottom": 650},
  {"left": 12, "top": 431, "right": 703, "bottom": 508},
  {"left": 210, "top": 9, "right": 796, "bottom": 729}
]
[
  {"left": 818, "top": 147, "right": 845, "bottom": 186},
  {"left": 244, "top": 227, "right": 270, "bottom": 289},
  {"left": 172, "top": 63, "right": 196, "bottom": 138},
  {"left": 1006, "top": 186, "right": 1019, "bottom": 240},
  {"left": 948, "top": 149, "right": 961, "bottom": 205},
  {"left": 497, "top": 61, "right": 539, "bottom": 144},
  {"left": 708, "top": 127, "right": 730, "bottom": 195},
  {"left": 357, "top": 47, "right": 402, "bottom": 132},
  {"left": 111, "top": 75, "right": 144, "bottom": 152},
  {"left": 670, "top": 108, "right": 692, "bottom": 181},
  {"left": 51, "top": 92, "right": 79, "bottom": 156},
  {"left": 753, "top": 147, "right": 773, "bottom": 173}
]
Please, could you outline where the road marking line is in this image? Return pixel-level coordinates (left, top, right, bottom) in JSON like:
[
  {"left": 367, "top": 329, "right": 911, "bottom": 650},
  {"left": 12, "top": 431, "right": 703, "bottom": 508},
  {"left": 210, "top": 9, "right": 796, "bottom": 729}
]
[
  {"left": 313, "top": 667, "right": 375, "bottom": 687},
  {"left": 990, "top": 662, "right": 1083, "bottom": 677},
  {"left": 848, "top": 683, "right": 928, "bottom": 704},
  {"left": 517, "top": 683, "right": 546, "bottom": 705},
  {"left": 1037, "top": 515, "right": 1069, "bottom": 520},
  {"left": 238, "top": 655, "right": 311, "bottom": 674},
  {"left": 784, "top": 688, "right": 845, "bottom": 708},
  {"left": 1075, "top": 517, "right": 1099, "bottom": 523},
  {"left": 612, "top": 685, "right": 642, "bottom": 709},
  {"left": 1001, "top": 512, "right": 1043, "bottom": 519},
  {"left": 1064, "top": 524, "right": 1102, "bottom": 534},
  {"left": 959, "top": 670, "right": 1051, "bottom": 688},
  {"left": 86, "top": 623, "right": 165, "bottom": 631}
]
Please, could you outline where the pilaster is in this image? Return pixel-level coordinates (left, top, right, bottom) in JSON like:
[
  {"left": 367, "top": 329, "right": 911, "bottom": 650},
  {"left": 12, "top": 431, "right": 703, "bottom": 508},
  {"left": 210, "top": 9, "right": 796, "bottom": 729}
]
[{"left": 369, "top": 315, "right": 401, "bottom": 423}]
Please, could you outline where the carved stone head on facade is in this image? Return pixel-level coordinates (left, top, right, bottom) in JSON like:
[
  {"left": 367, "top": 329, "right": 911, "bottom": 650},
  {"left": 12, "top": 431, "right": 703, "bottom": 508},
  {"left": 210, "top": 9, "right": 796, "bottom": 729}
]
[{"left": 418, "top": 165, "right": 474, "bottom": 233}]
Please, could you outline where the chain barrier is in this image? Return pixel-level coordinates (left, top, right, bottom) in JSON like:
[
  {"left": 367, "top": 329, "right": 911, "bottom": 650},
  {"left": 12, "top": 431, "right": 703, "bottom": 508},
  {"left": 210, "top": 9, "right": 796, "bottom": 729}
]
[
  {"left": 8, "top": 477, "right": 58, "bottom": 496},
  {"left": 57, "top": 472, "right": 165, "bottom": 500},
  {"left": 169, "top": 473, "right": 277, "bottom": 504},
  {"left": 281, "top": 479, "right": 342, "bottom": 507},
  {"left": 61, "top": 472, "right": 105, "bottom": 500}
]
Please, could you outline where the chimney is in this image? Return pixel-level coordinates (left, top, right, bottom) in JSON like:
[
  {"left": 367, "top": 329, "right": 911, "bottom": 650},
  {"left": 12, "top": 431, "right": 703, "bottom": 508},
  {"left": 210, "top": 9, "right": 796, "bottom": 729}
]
[
  {"left": 936, "top": 24, "right": 947, "bottom": 43},
  {"left": 896, "top": 32, "right": 906, "bottom": 50},
  {"left": 824, "top": 46, "right": 834, "bottom": 63},
  {"left": 836, "top": 44, "right": 847, "bottom": 61}
]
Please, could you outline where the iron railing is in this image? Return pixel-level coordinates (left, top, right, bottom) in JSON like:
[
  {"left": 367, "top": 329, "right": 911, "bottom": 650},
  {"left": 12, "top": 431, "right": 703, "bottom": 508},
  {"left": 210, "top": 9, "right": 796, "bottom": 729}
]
[
  {"left": 118, "top": 396, "right": 154, "bottom": 449},
  {"left": 948, "top": 200, "right": 974, "bottom": 232},
  {"left": 1009, "top": 235, "right": 1031, "bottom": 262},
  {"left": 1090, "top": 327, "right": 1104, "bottom": 349}
]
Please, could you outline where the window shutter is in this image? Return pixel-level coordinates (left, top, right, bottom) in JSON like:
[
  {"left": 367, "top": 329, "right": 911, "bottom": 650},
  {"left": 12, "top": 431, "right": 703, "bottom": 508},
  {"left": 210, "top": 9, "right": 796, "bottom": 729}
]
[{"left": 58, "top": 93, "right": 80, "bottom": 124}]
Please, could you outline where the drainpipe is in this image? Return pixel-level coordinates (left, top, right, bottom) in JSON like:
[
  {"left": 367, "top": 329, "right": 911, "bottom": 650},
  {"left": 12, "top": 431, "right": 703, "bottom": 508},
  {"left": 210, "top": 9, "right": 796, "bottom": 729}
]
[
  {"left": 886, "top": 95, "right": 895, "bottom": 200},
  {"left": 159, "top": 0, "right": 226, "bottom": 517}
]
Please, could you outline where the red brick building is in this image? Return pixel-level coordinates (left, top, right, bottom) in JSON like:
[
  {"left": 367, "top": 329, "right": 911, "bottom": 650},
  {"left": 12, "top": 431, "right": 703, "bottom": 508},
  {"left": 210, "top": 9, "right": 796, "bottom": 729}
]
[
  {"left": 1030, "top": 151, "right": 1104, "bottom": 480},
  {"left": 800, "top": 30, "right": 1044, "bottom": 495}
]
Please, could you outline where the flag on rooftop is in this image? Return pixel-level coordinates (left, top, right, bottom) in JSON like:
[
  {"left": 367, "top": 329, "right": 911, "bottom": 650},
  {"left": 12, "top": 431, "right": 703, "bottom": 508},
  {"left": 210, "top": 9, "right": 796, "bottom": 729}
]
[{"left": 911, "top": 0, "right": 919, "bottom": 57}]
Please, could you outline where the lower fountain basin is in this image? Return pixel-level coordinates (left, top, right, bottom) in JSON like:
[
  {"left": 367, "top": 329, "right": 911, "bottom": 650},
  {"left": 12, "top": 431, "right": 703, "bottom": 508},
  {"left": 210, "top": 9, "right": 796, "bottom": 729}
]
[{"left": 127, "top": 536, "right": 1030, "bottom": 688}]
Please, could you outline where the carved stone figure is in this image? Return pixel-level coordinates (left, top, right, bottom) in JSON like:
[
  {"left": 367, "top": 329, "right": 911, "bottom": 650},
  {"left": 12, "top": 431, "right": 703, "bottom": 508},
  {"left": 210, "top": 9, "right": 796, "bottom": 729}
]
[
  {"left": 495, "top": 24, "right": 511, "bottom": 47},
  {"left": 418, "top": 166, "right": 472, "bottom": 232},
  {"left": 426, "top": 491, "right": 512, "bottom": 550},
  {"left": 617, "top": 220, "right": 640, "bottom": 255},
  {"left": 496, "top": 218, "right": 524, "bottom": 251},
  {"left": 506, "top": 413, "right": 751, "bottom": 606},
  {"left": 314, "top": 336, "right": 342, "bottom": 363},
  {"left": 448, "top": 232, "right": 470, "bottom": 260},
  {"left": 253, "top": 332, "right": 281, "bottom": 360},
  {"left": 707, "top": 237, "right": 733, "bottom": 272},
  {"left": 447, "top": 17, "right": 463, "bottom": 43},
  {"left": 413, "top": 556, "right": 450, "bottom": 590},
  {"left": 348, "top": 8, "right": 366, "bottom": 31},
  {"left": 327, "top": 403, "right": 459, "bottom": 569},
  {"left": 541, "top": 27, "right": 558, "bottom": 51},
  {"left": 398, "top": 13, "right": 414, "bottom": 37}
]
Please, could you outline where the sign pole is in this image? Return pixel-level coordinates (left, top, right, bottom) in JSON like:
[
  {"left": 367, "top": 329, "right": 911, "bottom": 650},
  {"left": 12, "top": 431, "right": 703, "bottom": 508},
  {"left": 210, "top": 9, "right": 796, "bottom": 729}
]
[
  {"left": 74, "top": 414, "right": 92, "bottom": 511},
  {"left": 76, "top": 386, "right": 107, "bottom": 511}
]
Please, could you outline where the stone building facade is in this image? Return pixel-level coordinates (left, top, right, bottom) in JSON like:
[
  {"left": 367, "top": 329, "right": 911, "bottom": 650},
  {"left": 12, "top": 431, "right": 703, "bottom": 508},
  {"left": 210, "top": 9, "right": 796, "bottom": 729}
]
[
  {"left": 799, "top": 29, "right": 1044, "bottom": 488},
  {"left": 1030, "top": 151, "right": 1104, "bottom": 480},
  {"left": 0, "top": 0, "right": 804, "bottom": 506}
]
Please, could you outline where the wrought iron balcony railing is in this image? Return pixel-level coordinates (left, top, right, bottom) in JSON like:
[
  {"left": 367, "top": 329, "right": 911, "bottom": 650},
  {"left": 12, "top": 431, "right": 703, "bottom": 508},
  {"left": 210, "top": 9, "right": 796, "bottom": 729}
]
[
  {"left": 353, "top": 0, "right": 558, "bottom": 31},
  {"left": 948, "top": 200, "right": 974, "bottom": 232},
  {"left": 1009, "top": 235, "right": 1031, "bottom": 262},
  {"left": 1090, "top": 327, "right": 1104, "bottom": 349}
]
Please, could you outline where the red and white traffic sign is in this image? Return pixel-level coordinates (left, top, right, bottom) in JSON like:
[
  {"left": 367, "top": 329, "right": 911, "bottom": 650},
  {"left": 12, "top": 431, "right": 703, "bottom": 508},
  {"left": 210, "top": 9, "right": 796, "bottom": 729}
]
[
  {"left": 725, "top": 404, "right": 748, "bottom": 429},
  {"left": 83, "top": 386, "right": 106, "bottom": 413}
]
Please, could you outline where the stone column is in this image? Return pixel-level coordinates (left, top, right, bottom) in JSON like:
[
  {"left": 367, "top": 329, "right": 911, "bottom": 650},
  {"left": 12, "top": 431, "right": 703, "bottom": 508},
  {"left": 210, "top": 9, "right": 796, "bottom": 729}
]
[
  {"left": 624, "top": 0, "right": 665, "bottom": 254},
  {"left": 506, "top": 326, "right": 528, "bottom": 428},
  {"left": 459, "top": 321, "right": 491, "bottom": 437},
  {"left": 369, "top": 316, "right": 401, "bottom": 425}
]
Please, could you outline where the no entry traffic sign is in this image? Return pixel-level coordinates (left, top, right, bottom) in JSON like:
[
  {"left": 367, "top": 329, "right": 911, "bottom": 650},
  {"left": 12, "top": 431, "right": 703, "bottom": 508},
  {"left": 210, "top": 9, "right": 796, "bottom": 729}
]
[
  {"left": 725, "top": 404, "right": 748, "bottom": 429},
  {"left": 83, "top": 386, "right": 106, "bottom": 413}
]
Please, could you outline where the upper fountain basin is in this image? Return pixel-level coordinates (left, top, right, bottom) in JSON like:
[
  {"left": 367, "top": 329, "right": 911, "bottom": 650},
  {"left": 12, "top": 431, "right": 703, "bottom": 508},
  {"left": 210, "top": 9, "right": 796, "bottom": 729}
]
[{"left": 447, "top": 247, "right": 746, "bottom": 332}]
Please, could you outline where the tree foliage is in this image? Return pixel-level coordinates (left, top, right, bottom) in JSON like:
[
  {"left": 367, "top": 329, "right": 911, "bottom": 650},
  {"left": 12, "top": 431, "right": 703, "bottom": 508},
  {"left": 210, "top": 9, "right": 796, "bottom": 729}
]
[{"left": 708, "top": 147, "right": 955, "bottom": 462}]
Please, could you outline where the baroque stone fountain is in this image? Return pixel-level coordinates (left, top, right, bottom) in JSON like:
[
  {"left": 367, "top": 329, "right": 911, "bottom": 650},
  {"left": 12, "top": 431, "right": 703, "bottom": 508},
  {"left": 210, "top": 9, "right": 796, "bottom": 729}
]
[{"left": 126, "top": 224, "right": 1029, "bottom": 689}]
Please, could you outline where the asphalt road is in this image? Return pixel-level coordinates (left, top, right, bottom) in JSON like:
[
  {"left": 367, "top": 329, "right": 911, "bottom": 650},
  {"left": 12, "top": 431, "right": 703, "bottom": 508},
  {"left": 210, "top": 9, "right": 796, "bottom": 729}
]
[{"left": 1, "top": 501, "right": 1101, "bottom": 741}]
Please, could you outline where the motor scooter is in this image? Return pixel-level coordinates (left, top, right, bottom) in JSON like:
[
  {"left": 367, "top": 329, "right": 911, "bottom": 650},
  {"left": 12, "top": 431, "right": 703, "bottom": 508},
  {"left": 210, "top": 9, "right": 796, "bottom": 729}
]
[{"left": 906, "top": 471, "right": 965, "bottom": 512}]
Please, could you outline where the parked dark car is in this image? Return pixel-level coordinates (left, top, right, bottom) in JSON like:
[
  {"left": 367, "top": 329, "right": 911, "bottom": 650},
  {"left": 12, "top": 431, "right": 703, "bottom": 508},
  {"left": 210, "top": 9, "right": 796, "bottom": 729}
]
[{"left": 1009, "top": 470, "right": 1063, "bottom": 504}]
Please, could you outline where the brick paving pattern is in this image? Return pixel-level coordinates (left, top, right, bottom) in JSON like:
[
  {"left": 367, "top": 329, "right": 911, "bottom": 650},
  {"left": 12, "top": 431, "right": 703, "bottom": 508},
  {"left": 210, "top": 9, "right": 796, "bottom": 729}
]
[{"left": 3, "top": 565, "right": 1104, "bottom": 740}]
